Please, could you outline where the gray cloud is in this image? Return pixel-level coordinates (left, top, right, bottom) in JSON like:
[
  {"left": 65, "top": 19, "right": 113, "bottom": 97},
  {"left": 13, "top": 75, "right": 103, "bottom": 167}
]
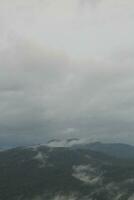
[{"left": 0, "top": 0, "right": 134, "bottom": 147}]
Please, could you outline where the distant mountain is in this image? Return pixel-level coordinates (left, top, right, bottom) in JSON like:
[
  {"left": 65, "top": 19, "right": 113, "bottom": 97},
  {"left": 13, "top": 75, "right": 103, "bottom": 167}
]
[
  {"left": 1, "top": 144, "right": 134, "bottom": 200},
  {"left": 47, "top": 139, "right": 134, "bottom": 159},
  {"left": 46, "top": 138, "right": 87, "bottom": 147},
  {"left": 74, "top": 142, "right": 134, "bottom": 159}
]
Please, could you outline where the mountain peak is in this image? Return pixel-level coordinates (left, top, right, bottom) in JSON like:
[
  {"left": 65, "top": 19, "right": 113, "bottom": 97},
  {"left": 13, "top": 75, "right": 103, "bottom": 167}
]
[{"left": 46, "top": 138, "right": 90, "bottom": 147}]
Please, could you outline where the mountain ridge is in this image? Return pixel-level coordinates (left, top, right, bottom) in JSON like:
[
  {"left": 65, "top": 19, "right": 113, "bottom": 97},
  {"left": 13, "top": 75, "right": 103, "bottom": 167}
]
[
  {"left": 1, "top": 140, "right": 134, "bottom": 200},
  {"left": 1, "top": 143, "right": 134, "bottom": 199}
]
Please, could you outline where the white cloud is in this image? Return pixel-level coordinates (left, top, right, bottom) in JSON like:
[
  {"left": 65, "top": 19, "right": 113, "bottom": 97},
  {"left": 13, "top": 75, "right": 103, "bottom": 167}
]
[{"left": 0, "top": 0, "right": 134, "bottom": 146}]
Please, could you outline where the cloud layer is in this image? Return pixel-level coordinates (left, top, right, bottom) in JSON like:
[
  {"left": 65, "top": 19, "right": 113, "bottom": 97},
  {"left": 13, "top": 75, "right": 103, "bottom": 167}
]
[{"left": 0, "top": 0, "right": 134, "bottom": 147}]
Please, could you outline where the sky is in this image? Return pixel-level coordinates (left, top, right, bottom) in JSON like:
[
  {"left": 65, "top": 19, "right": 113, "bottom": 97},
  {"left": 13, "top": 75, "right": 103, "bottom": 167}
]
[{"left": 0, "top": 0, "right": 134, "bottom": 147}]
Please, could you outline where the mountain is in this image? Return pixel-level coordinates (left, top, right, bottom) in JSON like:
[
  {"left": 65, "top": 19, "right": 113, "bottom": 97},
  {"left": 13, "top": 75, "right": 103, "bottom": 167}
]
[
  {"left": 73, "top": 142, "right": 134, "bottom": 159},
  {"left": 46, "top": 138, "right": 86, "bottom": 148},
  {"left": 47, "top": 139, "right": 134, "bottom": 159},
  {"left": 1, "top": 144, "right": 134, "bottom": 200}
]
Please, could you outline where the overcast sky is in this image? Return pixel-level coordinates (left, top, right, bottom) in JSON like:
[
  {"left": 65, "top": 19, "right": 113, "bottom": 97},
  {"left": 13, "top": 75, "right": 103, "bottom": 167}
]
[{"left": 0, "top": 0, "right": 134, "bottom": 147}]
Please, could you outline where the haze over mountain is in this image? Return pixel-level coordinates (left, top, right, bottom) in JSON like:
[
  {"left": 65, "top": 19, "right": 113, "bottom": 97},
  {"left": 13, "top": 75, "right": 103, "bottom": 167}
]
[
  {"left": 1, "top": 1, "right": 134, "bottom": 200},
  {"left": 46, "top": 139, "right": 134, "bottom": 159},
  {"left": 1, "top": 142, "right": 134, "bottom": 200}
]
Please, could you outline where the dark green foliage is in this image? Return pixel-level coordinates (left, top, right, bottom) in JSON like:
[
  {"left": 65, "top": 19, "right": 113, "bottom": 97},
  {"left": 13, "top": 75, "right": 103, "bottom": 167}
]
[{"left": 0, "top": 146, "right": 134, "bottom": 200}]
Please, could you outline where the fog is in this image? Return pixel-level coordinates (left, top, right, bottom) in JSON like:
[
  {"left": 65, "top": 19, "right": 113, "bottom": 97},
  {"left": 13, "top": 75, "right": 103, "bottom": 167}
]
[{"left": 0, "top": 0, "right": 134, "bottom": 147}]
